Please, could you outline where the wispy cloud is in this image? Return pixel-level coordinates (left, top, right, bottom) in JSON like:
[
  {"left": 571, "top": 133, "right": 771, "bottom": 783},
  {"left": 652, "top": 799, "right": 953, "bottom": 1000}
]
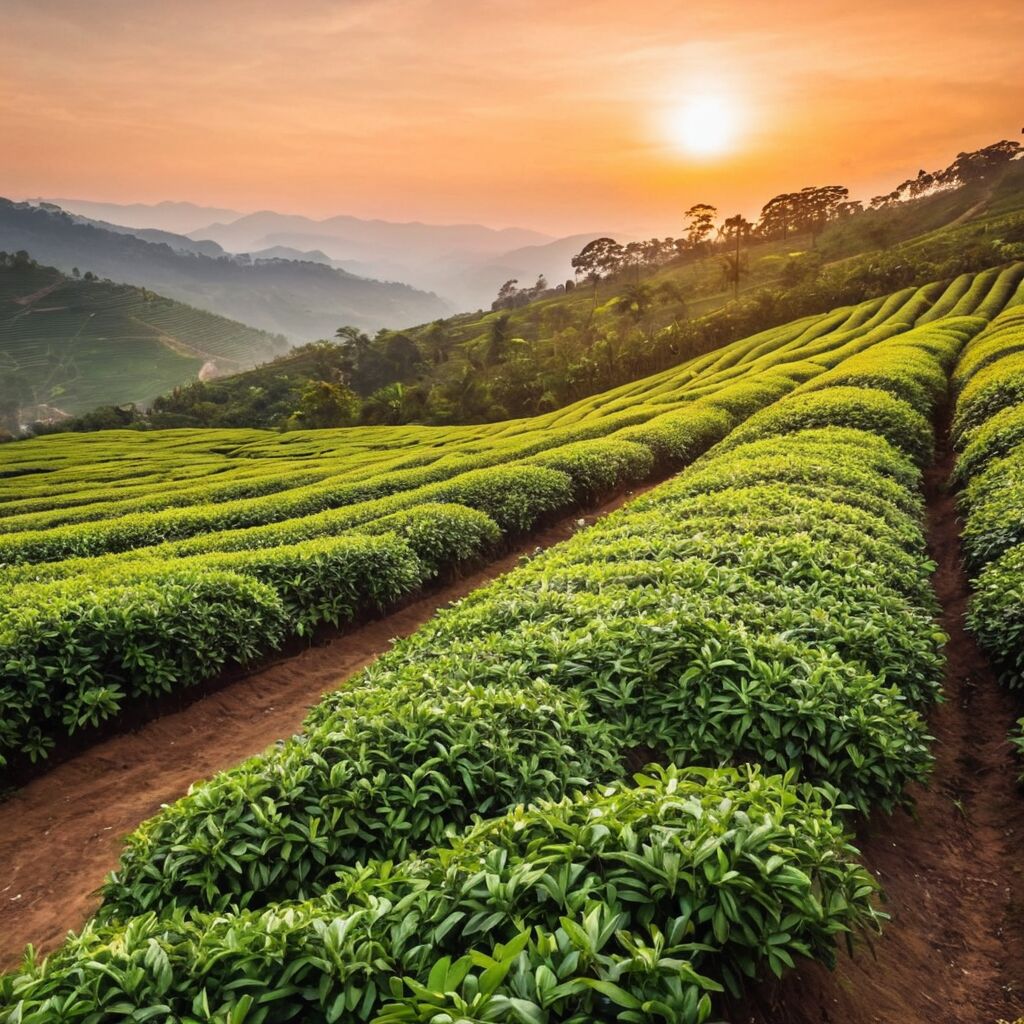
[{"left": 3, "top": 0, "right": 1021, "bottom": 232}]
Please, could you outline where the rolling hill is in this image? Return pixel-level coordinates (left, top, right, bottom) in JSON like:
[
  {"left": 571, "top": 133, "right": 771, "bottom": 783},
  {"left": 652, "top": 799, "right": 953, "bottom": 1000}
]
[
  {"left": 0, "top": 199, "right": 451, "bottom": 340},
  {"left": 0, "top": 255, "right": 288, "bottom": 425}
]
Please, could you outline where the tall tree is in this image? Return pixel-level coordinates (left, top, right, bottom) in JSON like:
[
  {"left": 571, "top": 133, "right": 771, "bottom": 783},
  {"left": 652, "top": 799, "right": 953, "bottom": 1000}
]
[
  {"left": 484, "top": 313, "right": 514, "bottom": 366},
  {"left": 719, "top": 214, "right": 753, "bottom": 298},
  {"left": 683, "top": 204, "right": 717, "bottom": 252}
]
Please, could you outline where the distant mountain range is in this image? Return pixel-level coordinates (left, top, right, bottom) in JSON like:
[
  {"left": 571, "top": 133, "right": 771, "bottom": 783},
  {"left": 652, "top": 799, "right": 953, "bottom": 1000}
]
[
  {"left": 43, "top": 197, "right": 610, "bottom": 310},
  {"left": 0, "top": 200, "right": 450, "bottom": 339},
  {"left": 40, "top": 198, "right": 243, "bottom": 235}
]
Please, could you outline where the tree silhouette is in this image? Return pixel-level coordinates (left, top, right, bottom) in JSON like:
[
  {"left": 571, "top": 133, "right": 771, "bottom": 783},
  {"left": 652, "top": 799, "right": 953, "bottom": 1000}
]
[
  {"left": 684, "top": 204, "right": 717, "bottom": 253},
  {"left": 719, "top": 215, "right": 753, "bottom": 298}
]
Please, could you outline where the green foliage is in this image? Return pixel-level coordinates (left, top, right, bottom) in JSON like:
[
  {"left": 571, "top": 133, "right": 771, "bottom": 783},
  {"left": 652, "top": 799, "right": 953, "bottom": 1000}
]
[
  {"left": 0, "top": 766, "right": 881, "bottom": 1024},
  {"left": 614, "top": 404, "right": 734, "bottom": 468},
  {"left": 288, "top": 378, "right": 361, "bottom": 429},
  {"left": 953, "top": 351, "right": 1024, "bottom": 446},
  {"left": 0, "top": 569, "right": 286, "bottom": 767},
  {"left": 719, "top": 386, "right": 934, "bottom": 465},
  {"left": 795, "top": 317, "right": 982, "bottom": 413},
  {"left": 8, "top": 267, "right": 1012, "bottom": 1021},
  {"left": 967, "top": 545, "right": 1024, "bottom": 688},
  {"left": 953, "top": 403, "right": 1024, "bottom": 484},
  {"left": 951, "top": 298, "right": 1024, "bottom": 709},
  {"left": 355, "top": 503, "right": 501, "bottom": 575},
  {"left": 525, "top": 438, "right": 654, "bottom": 501}
]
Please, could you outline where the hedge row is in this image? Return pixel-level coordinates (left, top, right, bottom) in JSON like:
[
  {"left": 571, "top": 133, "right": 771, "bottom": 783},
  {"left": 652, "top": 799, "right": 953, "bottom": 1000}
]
[
  {"left": 0, "top": 569, "right": 286, "bottom": 767},
  {"left": 951, "top": 296, "right": 1024, "bottom": 691},
  {"left": 94, "top": 364, "right": 944, "bottom": 925},
  {"left": 0, "top": 508, "right": 505, "bottom": 770},
  {"left": 0, "top": 766, "right": 880, "bottom": 1024}
]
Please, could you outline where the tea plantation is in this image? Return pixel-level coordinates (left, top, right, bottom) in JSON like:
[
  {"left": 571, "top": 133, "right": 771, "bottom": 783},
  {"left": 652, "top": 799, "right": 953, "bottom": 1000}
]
[{"left": 1, "top": 262, "right": 1023, "bottom": 1023}]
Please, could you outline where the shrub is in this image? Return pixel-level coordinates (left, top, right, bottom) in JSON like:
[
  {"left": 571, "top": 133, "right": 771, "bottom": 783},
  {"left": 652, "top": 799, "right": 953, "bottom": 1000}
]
[
  {"left": 526, "top": 437, "right": 653, "bottom": 501},
  {"left": 355, "top": 503, "right": 501, "bottom": 574},
  {"left": 0, "top": 569, "right": 286, "bottom": 767},
  {"left": 967, "top": 545, "right": 1024, "bottom": 688},
  {"left": 718, "top": 387, "right": 934, "bottom": 464},
  {"left": 0, "top": 767, "right": 882, "bottom": 1024},
  {"left": 614, "top": 403, "right": 734, "bottom": 468}
]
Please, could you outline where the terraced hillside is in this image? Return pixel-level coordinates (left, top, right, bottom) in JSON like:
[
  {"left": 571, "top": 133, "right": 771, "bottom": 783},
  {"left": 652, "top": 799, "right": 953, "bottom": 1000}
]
[
  {"left": 0, "top": 257, "right": 286, "bottom": 421},
  {"left": 1, "top": 263, "right": 1023, "bottom": 1023}
]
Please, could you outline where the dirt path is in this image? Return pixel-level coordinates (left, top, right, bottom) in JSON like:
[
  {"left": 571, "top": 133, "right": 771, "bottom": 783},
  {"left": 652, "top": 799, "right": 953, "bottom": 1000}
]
[
  {"left": 12, "top": 282, "right": 62, "bottom": 307},
  {"left": 734, "top": 410, "right": 1024, "bottom": 1024},
  {"left": 0, "top": 487, "right": 649, "bottom": 970}
]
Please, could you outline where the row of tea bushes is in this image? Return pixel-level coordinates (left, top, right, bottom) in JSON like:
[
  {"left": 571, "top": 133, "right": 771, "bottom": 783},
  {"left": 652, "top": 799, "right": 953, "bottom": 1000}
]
[
  {"left": 0, "top": 766, "right": 881, "bottom": 1024},
  {"left": 951, "top": 297, "right": 1024, "bottom": 689},
  {"left": 91, "top": 321, "right": 953, "bottom": 928}
]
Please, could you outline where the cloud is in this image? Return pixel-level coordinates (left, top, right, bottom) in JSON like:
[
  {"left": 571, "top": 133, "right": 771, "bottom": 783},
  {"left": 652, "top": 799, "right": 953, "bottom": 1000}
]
[{"left": 3, "top": 0, "right": 1021, "bottom": 232}]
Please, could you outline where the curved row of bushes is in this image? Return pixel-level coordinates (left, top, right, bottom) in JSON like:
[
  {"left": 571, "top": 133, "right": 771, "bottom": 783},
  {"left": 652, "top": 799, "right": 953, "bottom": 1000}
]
[
  {"left": 0, "top": 766, "right": 881, "bottom": 1024},
  {"left": 950, "top": 294, "right": 1024, "bottom": 693},
  {"left": 0, "top": 298, "right": 961, "bottom": 1024},
  {"left": 0, "top": 405, "right": 746, "bottom": 774}
]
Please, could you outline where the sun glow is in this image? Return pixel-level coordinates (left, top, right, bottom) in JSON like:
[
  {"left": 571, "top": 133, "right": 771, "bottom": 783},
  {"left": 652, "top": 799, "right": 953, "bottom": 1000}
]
[{"left": 667, "top": 94, "right": 738, "bottom": 157}]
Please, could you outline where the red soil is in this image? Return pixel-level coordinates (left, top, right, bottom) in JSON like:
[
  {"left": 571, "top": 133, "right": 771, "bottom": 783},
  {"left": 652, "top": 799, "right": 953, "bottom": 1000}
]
[
  {"left": 0, "top": 488, "right": 648, "bottom": 971},
  {"left": 4, "top": 417, "right": 1024, "bottom": 1024},
  {"left": 733, "top": 415, "right": 1024, "bottom": 1024}
]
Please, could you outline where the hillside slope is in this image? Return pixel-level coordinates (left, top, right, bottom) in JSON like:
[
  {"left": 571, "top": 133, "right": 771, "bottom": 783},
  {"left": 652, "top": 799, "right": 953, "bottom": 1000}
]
[
  {"left": 121, "top": 164, "right": 1024, "bottom": 432},
  {"left": 0, "top": 256, "right": 288, "bottom": 424},
  {"left": 2, "top": 266, "right": 1024, "bottom": 1021},
  {"left": 0, "top": 200, "right": 450, "bottom": 340}
]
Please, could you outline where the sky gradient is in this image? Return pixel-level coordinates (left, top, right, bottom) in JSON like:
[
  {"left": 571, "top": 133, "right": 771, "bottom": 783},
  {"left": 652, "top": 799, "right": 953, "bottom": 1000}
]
[{"left": 4, "top": 0, "right": 1022, "bottom": 235}]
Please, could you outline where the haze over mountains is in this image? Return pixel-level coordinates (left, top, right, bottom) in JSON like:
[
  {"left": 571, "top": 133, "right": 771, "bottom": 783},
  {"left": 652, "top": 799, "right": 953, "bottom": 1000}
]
[
  {"left": 0, "top": 199, "right": 451, "bottom": 340},
  {"left": 41, "top": 198, "right": 608, "bottom": 311}
]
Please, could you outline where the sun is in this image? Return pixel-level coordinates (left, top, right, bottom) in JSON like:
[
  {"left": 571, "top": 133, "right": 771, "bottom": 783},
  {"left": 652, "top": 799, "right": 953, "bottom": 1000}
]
[{"left": 666, "top": 94, "right": 738, "bottom": 157}]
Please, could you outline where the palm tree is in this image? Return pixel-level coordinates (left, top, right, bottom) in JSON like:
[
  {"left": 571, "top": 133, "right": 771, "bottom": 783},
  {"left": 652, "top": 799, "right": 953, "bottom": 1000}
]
[{"left": 718, "top": 215, "right": 752, "bottom": 298}]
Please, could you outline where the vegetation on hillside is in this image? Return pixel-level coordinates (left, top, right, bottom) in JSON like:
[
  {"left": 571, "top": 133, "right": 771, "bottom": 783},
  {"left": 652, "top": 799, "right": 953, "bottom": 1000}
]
[
  {"left": 0, "top": 198, "right": 450, "bottom": 342},
  {"left": 1, "top": 270, "right": 1003, "bottom": 1021},
  {"left": 61, "top": 141, "right": 1022, "bottom": 434},
  {"left": 0, "top": 252, "right": 288, "bottom": 433}
]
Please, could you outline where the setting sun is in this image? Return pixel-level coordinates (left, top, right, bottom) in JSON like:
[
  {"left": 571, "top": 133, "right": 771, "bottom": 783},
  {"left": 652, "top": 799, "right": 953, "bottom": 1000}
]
[{"left": 667, "top": 94, "right": 738, "bottom": 157}]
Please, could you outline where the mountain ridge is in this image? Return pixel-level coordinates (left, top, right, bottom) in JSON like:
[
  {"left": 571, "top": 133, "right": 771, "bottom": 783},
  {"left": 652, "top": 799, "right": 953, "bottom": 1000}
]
[{"left": 0, "top": 200, "right": 450, "bottom": 339}]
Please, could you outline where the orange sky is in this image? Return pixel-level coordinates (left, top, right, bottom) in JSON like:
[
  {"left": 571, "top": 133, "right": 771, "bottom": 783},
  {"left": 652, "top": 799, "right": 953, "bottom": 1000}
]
[{"left": 3, "top": 0, "right": 1022, "bottom": 235}]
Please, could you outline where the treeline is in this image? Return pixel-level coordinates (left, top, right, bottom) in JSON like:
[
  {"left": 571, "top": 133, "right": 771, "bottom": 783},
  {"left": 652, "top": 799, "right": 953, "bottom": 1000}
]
[
  {"left": 565, "top": 140, "right": 1021, "bottom": 288},
  {"left": 30, "top": 139, "right": 1024, "bottom": 435}
]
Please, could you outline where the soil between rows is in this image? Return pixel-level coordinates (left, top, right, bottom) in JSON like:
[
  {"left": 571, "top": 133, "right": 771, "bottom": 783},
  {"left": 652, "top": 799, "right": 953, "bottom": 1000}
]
[
  {"left": 734, "top": 409, "right": 1024, "bottom": 1024},
  {"left": 0, "top": 485, "right": 653, "bottom": 971}
]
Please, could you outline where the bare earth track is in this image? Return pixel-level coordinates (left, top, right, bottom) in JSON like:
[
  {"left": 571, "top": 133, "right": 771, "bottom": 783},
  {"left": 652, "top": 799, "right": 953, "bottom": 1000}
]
[
  {"left": 0, "top": 487, "right": 651, "bottom": 971},
  {"left": 735, "top": 409, "right": 1024, "bottom": 1024}
]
